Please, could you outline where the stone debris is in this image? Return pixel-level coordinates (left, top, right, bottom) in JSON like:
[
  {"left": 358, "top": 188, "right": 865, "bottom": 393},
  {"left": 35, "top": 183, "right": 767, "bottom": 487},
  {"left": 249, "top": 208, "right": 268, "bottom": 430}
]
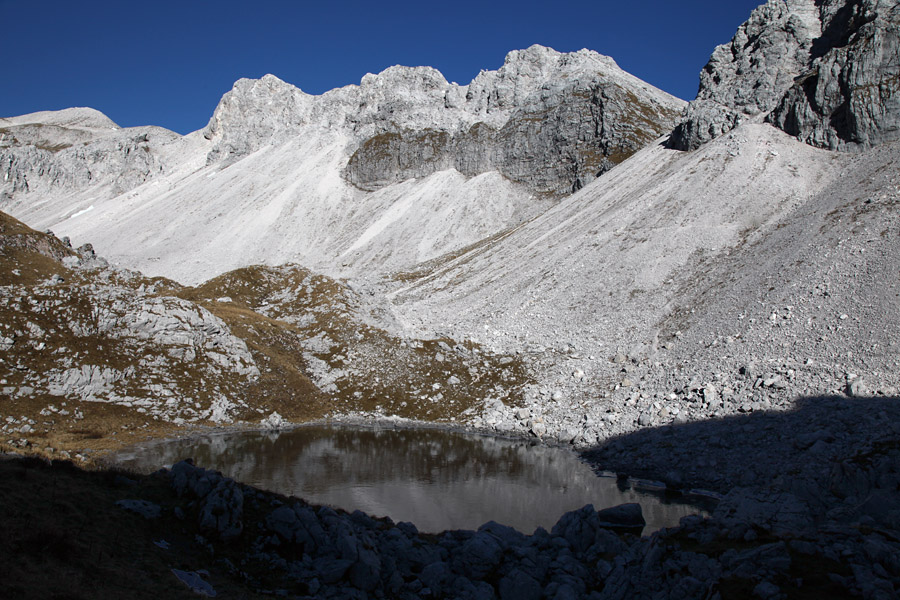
[
  {"left": 171, "top": 569, "right": 217, "bottom": 597},
  {"left": 115, "top": 499, "right": 162, "bottom": 520},
  {"left": 171, "top": 460, "right": 243, "bottom": 541},
  {"left": 156, "top": 454, "right": 900, "bottom": 600}
]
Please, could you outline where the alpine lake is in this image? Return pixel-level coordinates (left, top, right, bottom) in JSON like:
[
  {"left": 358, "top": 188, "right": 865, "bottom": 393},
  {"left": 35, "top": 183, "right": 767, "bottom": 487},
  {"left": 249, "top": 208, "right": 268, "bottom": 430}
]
[{"left": 111, "top": 423, "right": 714, "bottom": 535}]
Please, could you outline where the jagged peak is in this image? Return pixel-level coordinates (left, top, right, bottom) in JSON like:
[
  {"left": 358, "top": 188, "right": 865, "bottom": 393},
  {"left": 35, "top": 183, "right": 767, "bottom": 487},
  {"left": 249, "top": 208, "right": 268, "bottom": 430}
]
[
  {"left": 200, "top": 44, "right": 685, "bottom": 163},
  {"left": 229, "top": 73, "right": 306, "bottom": 96},
  {"left": 203, "top": 73, "right": 312, "bottom": 144},
  {"left": 501, "top": 44, "right": 563, "bottom": 67},
  {"left": 500, "top": 44, "right": 621, "bottom": 76}
]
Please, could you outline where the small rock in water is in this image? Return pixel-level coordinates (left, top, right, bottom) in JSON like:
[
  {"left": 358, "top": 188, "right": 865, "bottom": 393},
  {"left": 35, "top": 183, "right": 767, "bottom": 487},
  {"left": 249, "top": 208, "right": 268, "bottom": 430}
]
[
  {"left": 531, "top": 423, "right": 547, "bottom": 438},
  {"left": 596, "top": 503, "right": 646, "bottom": 532},
  {"left": 558, "top": 428, "right": 578, "bottom": 444},
  {"left": 261, "top": 411, "right": 288, "bottom": 429}
]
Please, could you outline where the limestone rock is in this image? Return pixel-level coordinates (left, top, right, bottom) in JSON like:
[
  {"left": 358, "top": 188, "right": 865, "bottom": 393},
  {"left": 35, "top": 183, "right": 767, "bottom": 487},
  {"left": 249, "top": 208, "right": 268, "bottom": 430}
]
[
  {"left": 669, "top": 0, "right": 821, "bottom": 150},
  {"left": 451, "top": 530, "right": 503, "bottom": 579},
  {"left": 199, "top": 478, "right": 244, "bottom": 540},
  {"left": 202, "top": 45, "right": 683, "bottom": 198},
  {"left": 115, "top": 499, "right": 162, "bottom": 519},
  {"left": 670, "top": 0, "right": 900, "bottom": 152},
  {"left": 769, "top": 0, "right": 900, "bottom": 149},
  {"left": 1, "top": 112, "right": 178, "bottom": 200},
  {"left": 344, "top": 46, "right": 684, "bottom": 196},
  {"left": 170, "top": 460, "right": 244, "bottom": 541}
]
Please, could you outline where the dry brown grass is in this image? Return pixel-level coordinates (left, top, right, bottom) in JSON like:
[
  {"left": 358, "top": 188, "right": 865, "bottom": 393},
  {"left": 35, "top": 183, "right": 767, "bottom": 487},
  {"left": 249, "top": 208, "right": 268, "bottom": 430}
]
[
  {"left": 182, "top": 264, "right": 531, "bottom": 423},
  {"left": 1, "top": 212, "right": 530, "bottom": 464}
]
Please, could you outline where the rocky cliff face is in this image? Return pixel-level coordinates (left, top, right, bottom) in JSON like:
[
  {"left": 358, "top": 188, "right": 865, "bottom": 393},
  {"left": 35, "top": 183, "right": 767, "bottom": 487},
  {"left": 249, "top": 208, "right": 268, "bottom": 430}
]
[
  {"left": 769, "top": 0, "right": 900, "bottom": 149},
  {"left": 203, "top": 46, "right": 685, "bottom": 196},
  {"left": 345, "top": 76, "right": 674, "bottom": 195},
  {"left": 669, "top": 0, "right": 900, "bottom": 151},
  {"left": 0, "top": 108, "right": 180, "bottom": 202}
]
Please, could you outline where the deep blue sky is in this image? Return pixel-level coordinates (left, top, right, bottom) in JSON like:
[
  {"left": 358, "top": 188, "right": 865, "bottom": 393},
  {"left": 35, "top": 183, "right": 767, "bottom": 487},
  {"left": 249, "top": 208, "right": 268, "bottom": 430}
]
[{"left": 1, "top": 0, "right": 764, "bottom": 134}]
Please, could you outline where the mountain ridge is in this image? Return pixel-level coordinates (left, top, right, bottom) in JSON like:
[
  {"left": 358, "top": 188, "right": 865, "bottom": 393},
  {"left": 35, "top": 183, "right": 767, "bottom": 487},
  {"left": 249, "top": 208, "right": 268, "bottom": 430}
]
[
  {"left": 3, "top": 2, "right": 900, "bottom": 596},
  {"left": 0, "top": 44, "right": 683, "bottom": 285}
]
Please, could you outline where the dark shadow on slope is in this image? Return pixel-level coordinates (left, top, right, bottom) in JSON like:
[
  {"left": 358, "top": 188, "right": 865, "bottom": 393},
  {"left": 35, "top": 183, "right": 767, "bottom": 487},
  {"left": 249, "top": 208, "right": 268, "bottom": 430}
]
[
  {"left": 582, "top": 394, "right": 900, "bottom": 525},
  {"left": 810, "top": 0, "right": 875, "bottom": 60}
]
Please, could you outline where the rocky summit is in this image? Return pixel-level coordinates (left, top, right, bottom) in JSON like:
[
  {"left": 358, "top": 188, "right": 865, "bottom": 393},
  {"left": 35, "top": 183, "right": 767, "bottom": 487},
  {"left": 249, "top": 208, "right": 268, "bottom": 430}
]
[
  {"left": 2, "top": 0, "right": 900, "bottom": 597},
  {"left": 669, "top": 0, "right": 900, "bottom": 151}
]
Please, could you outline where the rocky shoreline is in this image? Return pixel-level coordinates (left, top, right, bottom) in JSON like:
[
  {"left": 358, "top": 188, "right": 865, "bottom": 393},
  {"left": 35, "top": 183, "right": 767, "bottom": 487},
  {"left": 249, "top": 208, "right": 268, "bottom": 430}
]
[
  {"left": 5, "top": 404, "right": 898, "bottom": 600},
  {"left": 120, "top": 406, "right": 900, "bottom": 599}
]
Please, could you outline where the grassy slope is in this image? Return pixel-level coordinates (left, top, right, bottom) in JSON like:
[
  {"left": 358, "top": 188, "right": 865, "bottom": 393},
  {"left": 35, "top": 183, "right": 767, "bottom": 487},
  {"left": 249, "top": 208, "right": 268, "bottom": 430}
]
[{"left": 0, "top": 212, "right": 530, "bottom": 463}]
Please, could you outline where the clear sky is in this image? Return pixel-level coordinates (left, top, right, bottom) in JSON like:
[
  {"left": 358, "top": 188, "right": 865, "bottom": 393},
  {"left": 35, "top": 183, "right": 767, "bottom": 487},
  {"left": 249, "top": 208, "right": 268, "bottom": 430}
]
[{"left": 1, "top": 0, "right": 765, "bottom": 134}]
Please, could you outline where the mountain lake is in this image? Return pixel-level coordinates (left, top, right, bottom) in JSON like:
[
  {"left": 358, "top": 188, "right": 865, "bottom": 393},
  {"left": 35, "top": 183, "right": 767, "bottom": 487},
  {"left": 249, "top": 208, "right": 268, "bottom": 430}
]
[{"left": 110, "top": 423, "right": 713, "bottom": 535}]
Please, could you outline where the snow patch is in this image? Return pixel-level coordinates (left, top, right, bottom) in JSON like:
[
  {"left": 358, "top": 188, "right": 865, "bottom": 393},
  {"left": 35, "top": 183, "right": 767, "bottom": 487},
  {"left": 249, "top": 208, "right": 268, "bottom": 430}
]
[{"left": 69, "top": 205, "right": 94, "bottom": 219}]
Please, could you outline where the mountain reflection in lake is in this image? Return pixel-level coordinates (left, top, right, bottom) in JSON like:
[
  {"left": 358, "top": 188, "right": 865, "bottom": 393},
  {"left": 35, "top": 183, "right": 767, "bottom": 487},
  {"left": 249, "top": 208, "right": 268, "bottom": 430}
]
[{"left": 112, "top": 424, "right": 705, "bottom": 534}]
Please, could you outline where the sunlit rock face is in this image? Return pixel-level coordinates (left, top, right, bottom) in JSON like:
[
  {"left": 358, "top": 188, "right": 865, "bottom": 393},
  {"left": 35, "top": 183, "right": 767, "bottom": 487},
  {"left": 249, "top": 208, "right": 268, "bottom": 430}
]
[
  {"left": 0, "top": 45, "right": 683, "bottom": 284},
  {"left": 204, "top": 45, "right": 685, "bottom": 197},
  {"left": 342, "top": 46, "right": 685, "bottom": 196},
  {"left": 669, "top": 0, "right": 900, "bottom": 151},
  {"left": 0, "top": 107, "right": 179, "bottom": 200}
]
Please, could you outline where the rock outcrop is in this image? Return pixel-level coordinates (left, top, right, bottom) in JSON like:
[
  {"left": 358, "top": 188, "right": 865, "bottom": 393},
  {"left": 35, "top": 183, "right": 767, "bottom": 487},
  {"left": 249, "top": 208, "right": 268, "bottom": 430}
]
[
  {"left": 0, "top": 108, "right": 180, "bottom": 201},
  {"left": 0, "top": 211, "right": 260, "bottom": 427},
  {"left": 344, "top": 48, "right": 684, "bottom": 195},
  {"left": 203, "top": 46, "right": 685, "bottom": 196},
  {"left": 669, "top": 0, "right": 900, "bottom": 151},
  {"left": 769, "top": 0, "right": 900, "bottom": 149}
]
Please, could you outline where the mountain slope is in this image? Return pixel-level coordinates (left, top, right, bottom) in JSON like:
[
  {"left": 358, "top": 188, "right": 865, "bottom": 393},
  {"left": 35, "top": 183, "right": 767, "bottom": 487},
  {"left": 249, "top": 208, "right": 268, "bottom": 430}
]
[
  {"left": 0, "top": 211, "right": 532, "bottom": 460},
  {"left": 385, "top": 123, "right": 900, "bottom": 443},
  {"left": 1, "top": 46, "right": 684, "bottom": 285},
  {"left": 388, "top": 123, "right": 840, "bottom": 356},
  {"left": 2, "top": 1, "right": 898, "bottom": 450}
]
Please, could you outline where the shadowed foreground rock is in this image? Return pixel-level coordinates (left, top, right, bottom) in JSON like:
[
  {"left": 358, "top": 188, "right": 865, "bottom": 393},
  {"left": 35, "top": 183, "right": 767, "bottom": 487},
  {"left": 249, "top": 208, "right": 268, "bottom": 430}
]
[{"left": 154, "top": 452, "right": 899, "bottom": 599}]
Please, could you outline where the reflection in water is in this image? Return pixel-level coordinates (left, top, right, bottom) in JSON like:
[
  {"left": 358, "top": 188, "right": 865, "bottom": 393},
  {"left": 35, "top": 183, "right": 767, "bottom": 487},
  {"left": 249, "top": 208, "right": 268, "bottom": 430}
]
[{"left": 113, "top": 424, "right": 706, "bottom": 534}]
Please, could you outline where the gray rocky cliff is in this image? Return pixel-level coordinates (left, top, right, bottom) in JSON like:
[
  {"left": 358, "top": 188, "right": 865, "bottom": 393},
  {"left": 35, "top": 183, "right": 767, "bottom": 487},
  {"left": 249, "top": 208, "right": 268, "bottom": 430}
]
[
  {"left": 202, "top": 45, "right": 685, "bottom": 197},
  {"left": 343, "top": 47, "right": 685, "bottom": 196},
  {"left": 768, "top": 0, "right": 900, "bottom": 149},
  {"left": 669, "top": 0, "right": 900, "bottom": 152},
  {"left": 0, "top": 108, "right": 180, "bottom": 203},
  {"left": 202, "top": 74, "right": 314, "bottom": 164},
  {"left": 345, "top": 76, "right": 678, "bottom": 196}
]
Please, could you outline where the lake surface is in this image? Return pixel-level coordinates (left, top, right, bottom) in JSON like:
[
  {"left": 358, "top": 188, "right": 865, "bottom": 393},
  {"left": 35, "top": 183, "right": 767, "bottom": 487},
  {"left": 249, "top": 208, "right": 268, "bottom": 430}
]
[{"left": 112, "top": 423, "right": 708, "bottom": 535}]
